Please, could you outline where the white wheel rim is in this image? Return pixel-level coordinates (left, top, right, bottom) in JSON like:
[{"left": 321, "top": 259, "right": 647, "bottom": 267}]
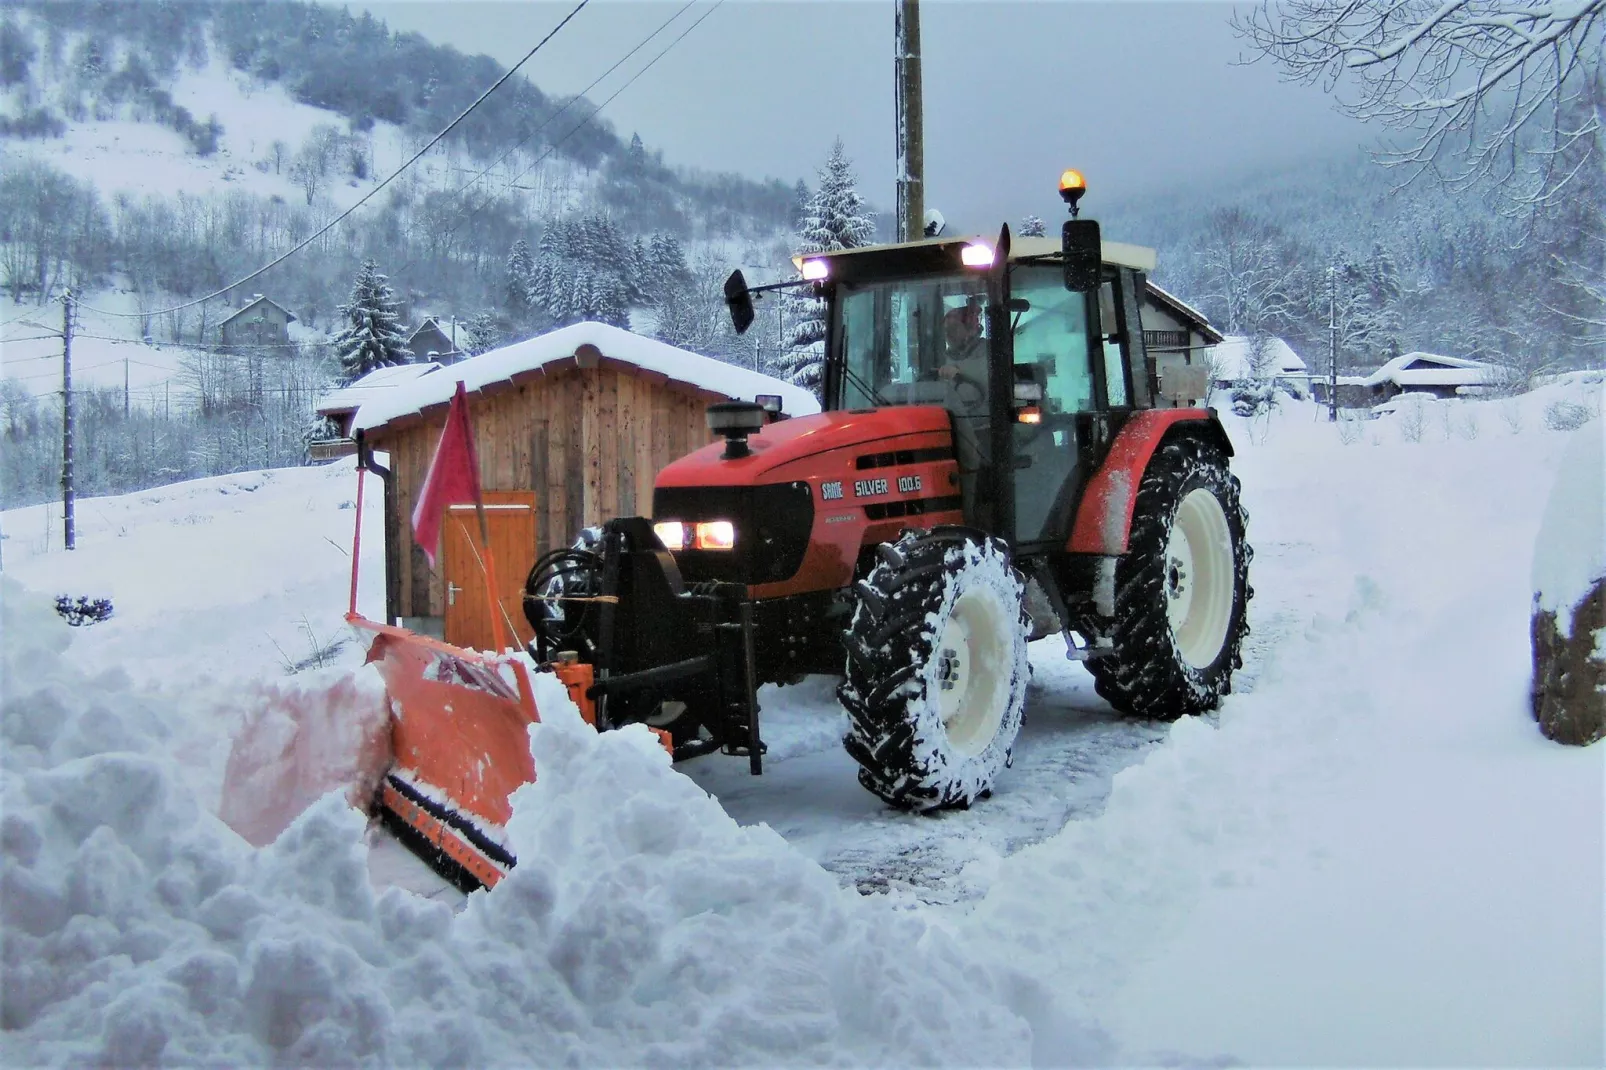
[
  {"left": 933, "top": 587, "right": 1013, "bottom": 758},
  {"left": 1165, "top": 488, "right": 1235, "bottom": 670}
]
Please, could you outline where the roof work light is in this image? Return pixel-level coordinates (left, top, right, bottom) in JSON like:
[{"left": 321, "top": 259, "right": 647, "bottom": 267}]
[{"left": 960, "top": 243, "right": 995, "bottom": 268}]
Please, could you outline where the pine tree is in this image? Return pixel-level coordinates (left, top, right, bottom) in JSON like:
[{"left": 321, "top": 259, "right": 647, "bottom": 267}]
[
  {"left": 782, "top": 138, "right": 875, "bottom": 390},
  {"left": 628, "top": 236, "right": 650, "bottom": 302},
  {"left": 333, "top": 259, "right": 409, "bottom": 382},
  {"left": 790, "top": 178, "right": 811, "bottom": 230},
  {"left": 463, "top": 310, "right": 501, "bottom": 356},
  {"left": 504, "top": 239, "right": 534, "bottom": 330},
  {"left": 1020, "top": 215, "right": 1047, "bottom": 237}
]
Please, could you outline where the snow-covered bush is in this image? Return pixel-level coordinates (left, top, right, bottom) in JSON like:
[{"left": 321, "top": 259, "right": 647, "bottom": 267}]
[
  {"left": 1230, "top": 380, "right": 1279, "bottom": 418},
  {"left": 1391, "top": 394, "right": 1433, "bottom": 443},
  {"left": 1336, "top": 410, "right": 1364, "bottom": 445},
  {"left": 1530, "top": 423, "right": 1606, "bottom": 746},
  {"left": 52, "top": 594, "right": 113, "bottom": 626},
  {"left": 1543, "top": 400, "right": 1595, "bottom": 433},
  {"left": 1501, "top": 399, "right": 1524, "bottom": 435}
]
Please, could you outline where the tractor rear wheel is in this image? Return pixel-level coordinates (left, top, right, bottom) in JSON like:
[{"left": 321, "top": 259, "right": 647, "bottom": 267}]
[
  {"left": 839, "top": 528, "right": 1029, "bottom": 811},
  {"left": 1089, "top": 437, "right": 1252, "bottom": 718}
]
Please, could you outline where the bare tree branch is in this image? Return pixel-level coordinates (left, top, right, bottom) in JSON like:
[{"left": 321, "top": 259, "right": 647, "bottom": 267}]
[{"left": 1234, "top": 0, "right": 1605, "bottom": 209}]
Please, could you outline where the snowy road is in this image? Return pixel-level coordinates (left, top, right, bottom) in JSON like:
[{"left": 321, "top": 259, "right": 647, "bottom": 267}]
[{"left": 683, "top": 653, "right": 1168, "bottom": 906}]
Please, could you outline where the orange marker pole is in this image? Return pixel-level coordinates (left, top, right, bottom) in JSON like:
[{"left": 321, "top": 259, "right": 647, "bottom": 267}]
[{"left": 349, "top": 461, "right": 366, "bottom": 618}]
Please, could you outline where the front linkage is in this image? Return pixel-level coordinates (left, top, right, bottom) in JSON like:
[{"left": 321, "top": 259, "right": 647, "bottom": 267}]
[{"left": 524, "top": 518, "right": 766, "bottom": 773}]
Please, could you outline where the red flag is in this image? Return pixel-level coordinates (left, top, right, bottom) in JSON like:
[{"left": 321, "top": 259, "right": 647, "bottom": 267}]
[{"left": 411, "top": 382, "right": 481, "bottom": 568}]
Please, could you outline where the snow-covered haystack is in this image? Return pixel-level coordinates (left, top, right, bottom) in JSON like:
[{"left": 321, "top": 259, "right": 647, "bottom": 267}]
[
  {"left": 1530, "top": 419, "right": 1606, "bottom": 745},
  {"left": 0, "top": 577, "right": 1042, "bottom": 1066}
]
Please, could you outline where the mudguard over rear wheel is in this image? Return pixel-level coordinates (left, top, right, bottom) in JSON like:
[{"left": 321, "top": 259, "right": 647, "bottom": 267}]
[
  {"left": 1090, "top": 437, "right": 1252, "bottom": 718},
  {"left": 839, "top": 528, "right": 1029, "bottom": 811}
]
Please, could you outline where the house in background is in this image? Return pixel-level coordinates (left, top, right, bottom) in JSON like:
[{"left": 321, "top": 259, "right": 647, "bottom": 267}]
[
  {"left": 1142, "top": 282, "right": 1224, "bottom": 408},
  {"left": 218, "top": 295, "right": 297, "bottom": 348},
  {"left": 1314, "top": 352, "right": 1497, "bottom": 407},
  {"left": 1205, "top": 335, "right": 1311, "bottom": 396},
  {"left": 406, "top": 316, "right": 464, "bottom": 365}
]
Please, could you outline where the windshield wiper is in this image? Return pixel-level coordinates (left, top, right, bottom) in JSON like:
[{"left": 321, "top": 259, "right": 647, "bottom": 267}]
[{"left": 840, "top": 361, "right": 889, "bottom": 407}]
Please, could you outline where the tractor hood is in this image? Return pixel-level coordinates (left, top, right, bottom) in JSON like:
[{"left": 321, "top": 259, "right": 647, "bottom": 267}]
[{"left": 656, "top": 407, "right": 953, "bottom": 488}]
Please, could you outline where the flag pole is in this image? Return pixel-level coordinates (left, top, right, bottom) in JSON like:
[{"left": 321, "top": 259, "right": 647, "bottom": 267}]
[
  {"left": 456, "top": 385, "right": 508, "bottom": 653},
  {"left": 473, "top": 494, "right": 509, "bottom": 653}
]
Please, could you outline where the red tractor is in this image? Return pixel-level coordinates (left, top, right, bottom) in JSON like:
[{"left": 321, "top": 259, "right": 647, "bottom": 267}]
[{"left": 522, "top": 173, "right": 1253, "bottom": 812}]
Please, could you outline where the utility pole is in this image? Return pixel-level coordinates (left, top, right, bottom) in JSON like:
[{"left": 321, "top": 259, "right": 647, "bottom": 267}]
[
  {"left": 124, "top": 356, "right": 130, "bottom": 419},
  {"left": 894, "top": 0, "right": 924, "bottom": 243},
  {"left": 1327, "top": 265, "right": 1338, "bottom": 423},
  {"left": 61, "top": 289, "right": 76, "bottom": 550}
]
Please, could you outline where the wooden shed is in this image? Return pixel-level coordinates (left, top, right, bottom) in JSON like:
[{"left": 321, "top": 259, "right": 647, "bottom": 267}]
[{"left": 348, "top": 321, "right": 818, "bottom": 649}]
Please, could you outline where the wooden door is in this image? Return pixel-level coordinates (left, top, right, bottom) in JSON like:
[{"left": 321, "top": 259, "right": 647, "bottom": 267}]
[{"left": 442, "top": 491, "right": 538, "bottom": 652}]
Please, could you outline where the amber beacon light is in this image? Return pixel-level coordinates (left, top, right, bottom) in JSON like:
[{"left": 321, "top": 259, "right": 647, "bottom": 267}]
[{"left": 1058, "top": 169, "right": 1087, "bottom": 216}]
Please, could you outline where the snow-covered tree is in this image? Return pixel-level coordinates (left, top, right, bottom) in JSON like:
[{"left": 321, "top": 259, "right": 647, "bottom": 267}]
[
  {"left": 782, "top": 138, "right": 875, "bottom": 390},
  {"left": 1194, "top": 207, "right": 1299, "bottom": 336},
  {"left": 504, "top": 239, "right": 534, "bottom": 330},
  {"left": 333, "top": 258, "right": 409, "bottom": 382},
  {"left": 1234, "top": 0, "right": 1604, "bottom": 210},
  {"left": 1019, "top": 215, "right": 1047, "bottom": 237},
  {"left": 463, "top": 310, "right": 501, "bottom": 356}
]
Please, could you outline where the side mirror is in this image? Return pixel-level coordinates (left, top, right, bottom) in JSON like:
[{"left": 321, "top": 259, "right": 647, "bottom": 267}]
[
  {"left": 724, "top": 270, "right": 755, "bottom": 335},
  {"left": 1062, "top": 219, "right": 1101, "bottom": 292},
  {"left": 755, "top": 393, "right": 785, "bottom": 421}
]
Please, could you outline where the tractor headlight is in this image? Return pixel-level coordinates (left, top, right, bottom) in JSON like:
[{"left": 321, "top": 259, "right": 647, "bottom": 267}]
[
  {"left": 693, "top": 520, "right": 736, "bottom": 550},
  {"left": 653, "top": 520, "right": 687, "bottom": 550}
]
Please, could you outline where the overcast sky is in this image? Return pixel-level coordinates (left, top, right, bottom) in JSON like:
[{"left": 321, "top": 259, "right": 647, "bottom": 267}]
[{"left": 366, "top": 1, "right": 1373, "bottom": 232}]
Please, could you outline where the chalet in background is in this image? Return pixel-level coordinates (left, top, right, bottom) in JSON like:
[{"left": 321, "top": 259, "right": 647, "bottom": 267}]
[{"left": 217, "top": 295, "right": 296, "bottom": 348}]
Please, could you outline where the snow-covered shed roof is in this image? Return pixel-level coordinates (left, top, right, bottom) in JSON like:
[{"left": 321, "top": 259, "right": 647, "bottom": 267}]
[
  {"left": 317, "top": 361, "right": 443, "bottom": 419},
  {"left": 1206, "top": 335, "right": 1309, "bottom": 381},
  {"left": 1361, "top": 352, "right": 1493, "bottom": 389},
  {"left": 1144, "top": 282, "right": 1224, "bottom": 344},
  {"left": 351, "top": 321, "right": 820, "bottom": 433}
]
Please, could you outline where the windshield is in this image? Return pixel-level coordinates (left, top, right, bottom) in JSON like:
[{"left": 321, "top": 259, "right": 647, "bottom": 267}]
[{"left": 835, "top": 274, "right": 993, "bottom": 409}]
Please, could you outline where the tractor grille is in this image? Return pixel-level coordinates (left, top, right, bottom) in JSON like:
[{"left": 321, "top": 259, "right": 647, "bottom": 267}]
[{"left": 653, "top": 481, "right": 814, "bottom": 585}]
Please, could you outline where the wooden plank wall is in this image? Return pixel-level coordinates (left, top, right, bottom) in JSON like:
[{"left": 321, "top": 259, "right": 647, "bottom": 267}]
[{"left": 373, "top": 366, "right": 720, "bottom": 620}]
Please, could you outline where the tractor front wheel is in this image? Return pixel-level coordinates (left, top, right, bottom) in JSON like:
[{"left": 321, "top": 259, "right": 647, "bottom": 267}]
[
  {"left": 839, "top": 529, "right": 1029, "bottom": 811},
  {"left": 1090, "top": 437, "right": 1252, "bottom": 718}
]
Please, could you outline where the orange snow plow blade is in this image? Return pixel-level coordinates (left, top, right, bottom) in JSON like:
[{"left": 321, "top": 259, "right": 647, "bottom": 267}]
[{"left": 349, "top": 615, "right": 543, "bottom": 890}]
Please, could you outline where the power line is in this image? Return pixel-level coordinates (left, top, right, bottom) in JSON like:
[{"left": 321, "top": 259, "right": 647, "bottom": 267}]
[
  {"left": 74, "top": 0, "right": 592, "bottom": 322},
  {"left": 391, "top": 0, "right": 725, "bottom": 284},
  {"left": 427, "top": 0, "right": 699, "bottom": 225}
]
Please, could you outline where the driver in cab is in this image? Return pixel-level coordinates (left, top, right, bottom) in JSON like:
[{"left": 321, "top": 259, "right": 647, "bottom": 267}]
[{"left": 936, "top": 300, "right": 988, "bottom": 410}]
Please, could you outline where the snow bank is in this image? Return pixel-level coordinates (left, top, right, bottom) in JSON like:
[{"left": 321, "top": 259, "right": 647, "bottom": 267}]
[
  {"left": 1533, "top": 419, "right": 1606, "bottom": 634},
  {"left": 0, "top": 577, "right": 1058, "bottom": 1066}
]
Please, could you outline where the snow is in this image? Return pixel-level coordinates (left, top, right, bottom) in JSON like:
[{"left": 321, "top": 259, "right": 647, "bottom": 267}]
[
  {"left": 1, "top": 52, "right": 415, "bottom": 213},
  {"left": 1206, "top": 334, "right": 1308, "bottom": 380},
  {"left": 1533, "top": 418, "right": 1606, "bottom": 634},
  {"left": 350, "top": 321, "right": 821, "bottom": 432},
  {"left": 2, "top": 381, "right": 1603, "bottom": 1065},
  {"left": 0, "top": 579, "right": 1050, "bottom": 1066}
]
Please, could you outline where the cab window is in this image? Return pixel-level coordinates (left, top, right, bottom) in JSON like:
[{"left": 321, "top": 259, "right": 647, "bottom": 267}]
[{"left": 1010, "top": 266, "right": 1095, "bottom": 414}]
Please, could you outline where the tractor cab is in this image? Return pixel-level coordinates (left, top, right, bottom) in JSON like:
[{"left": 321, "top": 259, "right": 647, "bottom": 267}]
[{"left": 730, "top": 213, "right": 1160, "bottom": 552}]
